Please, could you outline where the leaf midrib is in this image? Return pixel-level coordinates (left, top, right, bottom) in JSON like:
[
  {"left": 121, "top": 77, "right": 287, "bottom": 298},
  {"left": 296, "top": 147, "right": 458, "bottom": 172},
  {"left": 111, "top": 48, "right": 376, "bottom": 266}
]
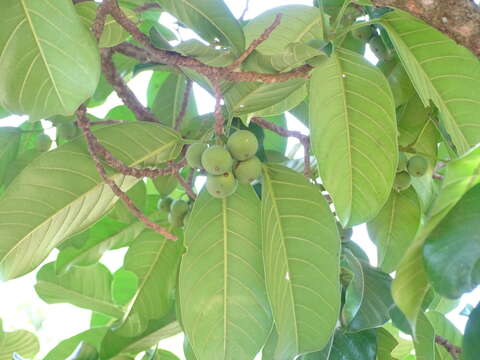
[{"left": 19, "top": 0, "right": 66, "bottom": 111}]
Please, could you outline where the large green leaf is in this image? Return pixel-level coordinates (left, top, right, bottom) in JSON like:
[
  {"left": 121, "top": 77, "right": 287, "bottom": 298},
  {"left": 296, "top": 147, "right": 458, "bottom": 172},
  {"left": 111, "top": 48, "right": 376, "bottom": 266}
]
[
  {"left": 367, "top": 188, "right": 421, "bottom": 273},
  {"left": 376, "top": 327, "right": 398, "bottom": 360},
  {"left": 309, "top": 48, "right": 397, "bottom": 227},
  {"left": 0, "top": 127, "right": 21, "bottom": 186},
  {"left": 424, "top": 184, "right": 480, "bottom": 298},
  {"left": 347, "top": 263, "right": 393, "bottom": 332},
  {"left": 244, "top": 5, "right": 323, "bottom": 56},
  {"left": 329, "top": 330, "right": 377, "bottom": 360},
  {"left": 0, "top": 122, "right": 181, "bottom": 280},
  {"left": 156, "top": 0, "right": 244, "bottom": 54},
  {"left": 381, "top": 11, "right": 480, "bottom": 155},
  {"left": 463, "top": 302, "right": 480, "bottom": 360},
  {"left": 44, "top": 327, "right": 108, "bottom": 360},
  {"left": 413, "top": 313, "right": 435, "bottom": 360},
  {"left": 0, "top": 327, "right": 39, "bottom": 360},
  {"left": 115, "top": 229, "right": 182, "bottom": 336},
  {"left": 253, "top": 84, "right": 308, "bottom": 118},
  {"left": 0, "top": 0, "right": 100, "bottom": 119},
  {"left": 179, "top": 185, "right": 272, "bottom": 360},
  {"left": 35, "top": 262, "right": 123, "bottom": 318},
  {"left": 261, "top": 164, "right": 340, "bottom": 359}
]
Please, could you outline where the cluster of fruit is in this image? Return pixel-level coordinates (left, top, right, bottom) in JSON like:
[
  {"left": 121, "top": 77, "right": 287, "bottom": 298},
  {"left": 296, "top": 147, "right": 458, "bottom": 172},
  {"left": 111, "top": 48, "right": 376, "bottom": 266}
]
[
  {"left": 158, "top": 197, "right": 190, "bottom": 228},
  {"left": 186, "top": 130, "right": 262, "bottom": 198},
  {"left": 393, "top": 154, "right": 429, "bottom": 191},
  {"left": 352, "top": 25, "right": 393, "bottom": 61}
]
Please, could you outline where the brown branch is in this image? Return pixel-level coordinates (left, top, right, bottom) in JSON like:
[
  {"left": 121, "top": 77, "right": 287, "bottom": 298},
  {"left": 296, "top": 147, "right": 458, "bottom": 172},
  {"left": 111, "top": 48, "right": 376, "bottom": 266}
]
[
  {"left": 371, "top": 0, "right": 480, "bottom": 57},
  {"left": 173, "top": 170, "right": 197, "bottom": 200},
  {"left": 76, "top": 106, "right": 176, "bottom": 240},
  {"left": 82, "top": 119, "right": 125, "bottom": 126},
  {"left": 100, "top": 48, "right": 158, "bottom": 123},
  {"left": 251, "top": 117, "right": 311, "bottom": 177},
  {"left": 435, "top": 335, "right": 461, "bottom": 360},
  {"left": 175, "top": 79, "right": 193, "bottom": 131},
  {"left": 228, "top": 14, "right": 283, "bottom": 69},
  {"left": 212, "top": 79, "right": 225, "bottom": 137},
  {"left": 91, "top": 1, "right": 110, "bottom": 41},
  {"left": 239, "top": 0, "right": 250, "bottom": 21}
]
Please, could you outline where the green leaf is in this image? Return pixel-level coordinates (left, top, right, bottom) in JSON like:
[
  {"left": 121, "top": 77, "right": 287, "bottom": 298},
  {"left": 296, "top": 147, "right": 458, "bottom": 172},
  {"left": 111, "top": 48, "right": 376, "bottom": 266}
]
[
  {"left": 347, "top": 263, "right": 393, "bottom": 332},
  {"left": 0, "top": 0, "right": 100, "bottom": 119},
  {"left": 175, "top": 39, "right": 236, "bottom": 67},
  {"left": 75, "top": 2, "right": 137, "bottom": 48},
  {"left": 381, "top": 10, "right": 480, "bottom": 155},
  {"left": 156, "top": 0, "right": 244, "bottom": 54},
  {"left": 151, "top": 73, "right": 197, "bottom": 130},
  {"left": 253, "top": 84, "right": 308, "bottom": 118},
  {"left": 112, "top": 268, "right": 138, "bottom": 306},
  {"left": 179, "top": 185, "right": 272, "bottom": 360},
  {"left": 413, "top": 313, "right": 435, "bottom": 360},
  {"left": 56, "top": 217, "right": 147, "bottom": 274},
  {"left": 35, "top": 262, "right": 123, "bottom": 318},
  {"left": 309, "top": 48, "right": 397, "bottom": 227},
  {"left": 261, "top": 114, "right": 288, "bottom": 154},
  {"left": 329, "top": 330, "right": 377, "bottom": 360},
  {"left": 0, "top": 127, "right": 21, "bottom": 186},
  {"left": 109, "top": 181, "right": 147, "bottom": 223},
  {"left": 44, "top": 328, "right": 108, "bottom": 360},
  {"left": 100, "top": 310, "right": 181, "bottom": 358},
  {"left": 367, "top": 188, "right": 421, "bottom": 273},
  {"left": 244, "top": 5, "right": 323, "bottom": 56},
  {"left": 143, "top": 349, "right": 180, "bottom": 360},
  {"left": 0, "top": 122, "right": 181, "bottom": 280},
  {"left": 341, "top": 249, "right": 364, "bottom": 325},
  {"left": 300, "top": 337, "right": 333, "bottom": 360},
  {"left": 376, "top": 327, "right": 398, "bottom": 360},
  {"left": 0, "top": 327, "right": 39, "bottom": 360},
  {"left": 425, "top": 311, "right": 462, "bottom": 348},
  {"left": 225, "top": 79, "right": 306, "bottom": 116},
  {"left": 463, "top": 302, "right": 480, "bottom": 360},
  {"left": 261, "top": 164, "right": 340, "bottom": 358},
  {"left": 115, "top": 229, "right": 182, "bottom": 336},
  {"left": 424, "top": 184, "right": 480, "bottom": 298}
]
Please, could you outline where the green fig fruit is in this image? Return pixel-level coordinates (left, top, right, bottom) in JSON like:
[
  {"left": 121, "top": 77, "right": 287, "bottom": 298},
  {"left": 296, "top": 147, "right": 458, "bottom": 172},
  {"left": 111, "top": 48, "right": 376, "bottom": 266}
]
[
  {"left": 157, "top": 197, "right": 173, "bottom": 212},
  {"left": 206, "top": 172, "right": 238, "bottom": 198},
  {"left": 394, "top": 171, "right": 411, "bottom": 191},
  {"left": 233, "top": 156, "right": 262, "bottom": 184},
  {"left": 226, "top": 130, "right": 258, "bottom": 161},
  {"left": 152, "top": 175, "right": 178, "bottom": 198},
  {"left": 352, "top": 25, "right": 374, "bottom": 41},
  {"left": 168, "top": 212, "right": 184, "bottom": 228},
  {"left": 170, "top": 199, "right": 189, "bottom": 217},
  {"left": 57, "top": 122, "right": 79, "bottom": 139},
  {"left": 407, "top": 155, "right": 428, "bottom": 177},
  {"left": 397, "top": 152, "right": 408, "bottom": 173},
  {"left": 201, "top": 145, "right": 233, "bottom": 175},
  {"left": 186, "top": 143, "right": 208, "bottom": 168},
  {"left": 36, "top": 133, "right": 52, "bottom": 152},
  {"left": 369, "top": 35, "right": 393, "bottom": 61}
]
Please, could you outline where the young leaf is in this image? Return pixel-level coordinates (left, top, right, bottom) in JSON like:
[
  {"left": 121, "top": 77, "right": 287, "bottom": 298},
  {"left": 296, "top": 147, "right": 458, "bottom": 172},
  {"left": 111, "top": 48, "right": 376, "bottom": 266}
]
[
  {"left": 309, "top": 48, "right": 397, "bottom": 227},
  {"left": 0, "top": 328, "right": 39, "bottom": 360},
  {"left": 179, "top": 185, "right": 272, "bottom": 360},
  {"left": 367, "top": 188, "right": 421, "bottom": 273},
  {"left": 261, "top": 164, "right": 340, "bottom": 358},
  {"left": 0, "top": 0, "right": 100, "bottom": 119},
  {"left": 0, "top": 122, "right": 181, "bottom": 280},
  {"left": 35, "top": 262, "right": 123, "bottom": 318},
  {"left": 381, "top": 11, "right": 480, "bottom": 155},
  {"left": 156, "top": 0, "right": 244, "bottom": 54},
  {"left": 115, "top": 230, "right": 182, "bottom": 337},
  {"left": 413, "top": 313, "right": 435, "bottom": 360},
  {"left": 463, "top": 302, "right": 480, "bottom": 360},
  {"left": 244, "top": 5, "right": 323, "bottom": 56},
  {"left": 423, "top": 184, "right": 480, "bottom": 298},
  {"left": 347, "top": 263, "right": 393, "bottom": 332}
]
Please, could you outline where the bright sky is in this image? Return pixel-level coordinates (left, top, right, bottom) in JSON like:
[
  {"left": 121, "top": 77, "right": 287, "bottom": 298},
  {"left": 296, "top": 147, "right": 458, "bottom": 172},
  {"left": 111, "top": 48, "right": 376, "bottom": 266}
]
[{"left": 0, "top": 1, "right": 478, "bottom": 359}]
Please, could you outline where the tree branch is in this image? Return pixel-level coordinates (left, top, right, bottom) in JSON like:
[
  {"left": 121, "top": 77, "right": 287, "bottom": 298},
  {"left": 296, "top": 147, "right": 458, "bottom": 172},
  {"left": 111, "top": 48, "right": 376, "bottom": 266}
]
[
  {"left": 76, "top": 106, "right": 177, "bottom": 240},
  {"left": 100, "top": 48, "right": 158, "bottom": 123},
  {"left": 435, "top": 335, "right": 462, "bottom": 360},
  {"left": 175, "top": 79, "right": 193, "bottom": 131},
  {"left": 372, "top": 0, "right": 480, "bottom": 57}
]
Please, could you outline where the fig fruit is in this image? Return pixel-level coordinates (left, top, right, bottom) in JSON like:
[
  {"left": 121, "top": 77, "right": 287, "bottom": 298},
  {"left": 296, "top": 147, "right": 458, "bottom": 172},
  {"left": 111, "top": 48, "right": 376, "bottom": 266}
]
[
  {"left": 206, "top": 172, "right": 238, "bottom": 198},
  {"left": 394, "top": 171, "right": 411, "bottom": 191},
  {"left": 397, "top": 152, "right": 407, "bottom": 173},
  {"left": 57, "top": 122, "right": 78, "bottom": 139},
  {"left": 227, "top": 130, "right": 258, "bottom": 161},
  {"left": 36, "top": 134, "right": 52, "bottom": 152},
  {"left": 407, "top": 155, "right": 428, "bottom": 177},
  {"left": 369, "top": 35, "right": 393, "bottom": 61},
  {"left": 168, "top": 213, "right": 184, "bottom": 228},
  {"left": 157, "top": 197, "right": 173, "bottom": 212},
  {"left": 186, "top": 143, "right": 208, "bottom": 169},
  {"left": 233, "top": 156, "right": 262, "bottom": 184},
  {"left": 170, "top": 199, "right": 189, "bottom": 217},
  {"left": 352, "top": 25, "right": 374, "bottom": 41},
  {"left": 201, "top": 145, "right": 233, "bottom": 175}
]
